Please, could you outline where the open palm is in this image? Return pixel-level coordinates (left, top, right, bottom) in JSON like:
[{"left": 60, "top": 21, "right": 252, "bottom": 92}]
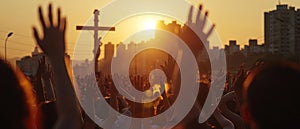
[{"left": 33, "top": 4, "right": 66, "bottom": 61}]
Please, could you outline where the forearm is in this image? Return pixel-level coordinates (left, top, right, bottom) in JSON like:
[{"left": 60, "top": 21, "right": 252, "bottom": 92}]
[
  {"left": 50, "top": 58, "right": 82, "bottom": 128},
  {"left": 33, "top": 3, "right": 82, "bottom": 128}
]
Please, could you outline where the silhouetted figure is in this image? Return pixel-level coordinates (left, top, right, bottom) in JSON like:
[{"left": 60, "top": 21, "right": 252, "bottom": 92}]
[
  {"left": 0, "top": 3, "right": 82, "bottom": 129},
  {"left": 0, "top": 58, "right": 37, "bottom": 129},
  {"left": 241, "top": 62, "right": 300, "bottom": 129},
  {"left": 171, "top": 4, "right": 218, "bottom": 129},
  {"left": 32, "top": 3, "right": 82, "bottom": 129}
]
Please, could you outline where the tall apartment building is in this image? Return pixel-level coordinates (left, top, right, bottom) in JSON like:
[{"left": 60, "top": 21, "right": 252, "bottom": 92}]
[
  {"left": 101, "top": 42, "right": 114, "bottom": 74},
  {"left": 225, "top": 40, "right": 240, "bottom": 55},
  {"left": 265, "top": 4, "right": 300, "bottom": 57}
]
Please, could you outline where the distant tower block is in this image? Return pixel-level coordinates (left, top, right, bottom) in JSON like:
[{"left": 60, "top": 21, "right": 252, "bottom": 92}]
[
  {"left": 265, "top": 4, "right": 300, "bottom": 56},
  {"left": 102, "top": 42, "right": 114, "bottom": 74},
  {"left": 116, "top": 42, "right": 126, "bottom": 57}
]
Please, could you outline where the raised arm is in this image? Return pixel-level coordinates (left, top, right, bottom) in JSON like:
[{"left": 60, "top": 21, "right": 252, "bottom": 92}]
[{"left": 32, "top": 4, "right": 82, "bottom": 129}]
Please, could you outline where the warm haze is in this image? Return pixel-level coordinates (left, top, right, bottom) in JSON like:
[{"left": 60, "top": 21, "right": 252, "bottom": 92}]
[{"left": 1, "top": 0, "right": 300, "bottom": 61}]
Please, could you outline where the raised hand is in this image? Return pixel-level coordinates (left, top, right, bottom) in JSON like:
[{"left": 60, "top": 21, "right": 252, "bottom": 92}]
[
  {"left": 33, "top": 4, "right": 66, "bottom": 61},
  {"left": 32, "top": 4, "right": 82, "bottom": 129},
  {"left": 178, "top": 5, "right": 216, "bottom": 75}
]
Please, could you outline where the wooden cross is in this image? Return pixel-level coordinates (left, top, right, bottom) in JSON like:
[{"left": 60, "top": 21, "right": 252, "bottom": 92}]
[{"left": 76, "top": 9, "right": 115, "bottom": 72}]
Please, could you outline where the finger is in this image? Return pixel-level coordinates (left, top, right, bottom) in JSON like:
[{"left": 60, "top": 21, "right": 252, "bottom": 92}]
[
  {"left": 206, "top": 24, "right": 215, "bottom": 38},
  {"left": 62, "top": 17, "right": 67, "bottom": 51},
  {"left": 62, "top": 17, "right": 67, "bottom": 34},
  {"left": 196, "top": 5, "right": 203, "bottom": 24},
  {"left": 48, "top": 3, "right": 53, "bottom": 26},
  {"left": 57, "top": 7, "right": 61, "bottom": 28},
  {"left": 33, "top": 27, "right": 41, "bottom": 43},
  {"left": 33, "top": 27, "right": 44, "bottom": 50},
  {"left": 199, "top": 11, "right": 209, "bottom": 30},
  {"left": 187, "top": 5, "right": 194, "bottom": 25},
  {"left": 38, "top": 6, "right": 46, "bottom": 29}
]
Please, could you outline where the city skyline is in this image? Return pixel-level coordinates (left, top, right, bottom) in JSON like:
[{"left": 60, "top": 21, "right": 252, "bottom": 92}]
[{"left": 1, "top": 0, "right": 300, "bottom": 61}]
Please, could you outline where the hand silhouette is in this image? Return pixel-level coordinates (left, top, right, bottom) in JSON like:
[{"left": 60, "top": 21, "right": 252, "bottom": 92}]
[
  {"left": 33, "top": 4, "right": 66, "bottom": 61},
  {"left": 180, "top": 5, "right": 215, "bottom": 57},
  {"left": 186, "top": 5, "right": 215, "bottom": 38},
  {"left": 32, "top": 4, "right": 82, "bottom": 129}
]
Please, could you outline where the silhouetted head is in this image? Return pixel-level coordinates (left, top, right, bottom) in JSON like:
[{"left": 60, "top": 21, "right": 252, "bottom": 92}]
[
  {"left": 0, "top": 58, "right": 36, "bottom": 129},
  {"left": 242, "top": 62, "right": 300, "bottom": 129}
]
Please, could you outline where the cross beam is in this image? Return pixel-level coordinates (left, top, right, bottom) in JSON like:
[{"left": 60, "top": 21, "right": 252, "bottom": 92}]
[
  {"left": 76, "top": 26, "right": 115, "bottom": 31},
  {"left": 76, "top": 9, "right": 115, "bottom": 56},
  {"left": 76, "top": 9, "right": 115, "bottom": 73}
]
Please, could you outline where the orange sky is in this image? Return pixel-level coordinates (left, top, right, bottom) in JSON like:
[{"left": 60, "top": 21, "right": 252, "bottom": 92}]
[{"left": 1, "top": 0, "right": 300, "bottom": 61}]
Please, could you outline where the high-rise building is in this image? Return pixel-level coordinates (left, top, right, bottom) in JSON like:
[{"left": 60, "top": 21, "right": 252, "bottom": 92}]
[
  {"left": 156, "top": 20, "right": 181, "bottom": 37},
  {"left": 264, "top": 4, "right": 300, "bottom": 56},
  {"left": 225, "top": 40, "right": 240, "bottom": 55},
  {"left": 102, "top": 42, "right": 114, "bottom": 74},
  {"left": 104, "top": 42, "right": 114, "bottom": 61},
  {"left": 116, "top": 42, "right": 126, "bottom": 57},
  {"left": 248, "top": 39, "right": 265, "bottom": 53}
]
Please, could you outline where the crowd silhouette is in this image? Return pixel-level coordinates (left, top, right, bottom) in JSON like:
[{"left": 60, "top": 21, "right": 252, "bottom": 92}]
[{"left": 1, "top": 2, "right": 300, "bottom": 129}]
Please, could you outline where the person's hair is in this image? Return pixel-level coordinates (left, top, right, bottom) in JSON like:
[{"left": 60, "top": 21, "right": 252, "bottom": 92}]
[
  {"left": 243, "top": 62, "right": 300, "bottom": 129},
  {"left": 0, "top": 58, "right": 37, "bottom": 129}
]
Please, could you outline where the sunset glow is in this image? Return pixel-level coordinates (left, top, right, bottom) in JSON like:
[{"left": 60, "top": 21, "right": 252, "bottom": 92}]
[
  {"left": 1, "top": 0, "right": 300, "bottom": 61},
  {"left": 142, "top": 18, "right": 157, "bottom": 30}
]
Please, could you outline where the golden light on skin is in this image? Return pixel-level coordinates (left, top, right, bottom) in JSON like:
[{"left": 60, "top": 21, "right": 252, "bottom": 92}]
[{"left": 165, "top": 83, "right": 173, "bottom": 97}]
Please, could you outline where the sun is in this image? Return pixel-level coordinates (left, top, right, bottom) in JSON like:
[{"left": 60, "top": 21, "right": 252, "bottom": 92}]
[{"left": 142, "top": 18, "right": 157, "bottom": 30}]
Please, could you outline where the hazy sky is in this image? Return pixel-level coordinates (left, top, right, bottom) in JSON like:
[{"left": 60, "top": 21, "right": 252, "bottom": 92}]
[{"left": 1, "top": 0, "right": 300, "bottom": 60}]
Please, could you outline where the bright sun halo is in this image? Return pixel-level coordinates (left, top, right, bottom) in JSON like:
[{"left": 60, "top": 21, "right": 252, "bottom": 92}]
[{"left": 142, "top": 19, "right": 157, "bottom": 30}]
